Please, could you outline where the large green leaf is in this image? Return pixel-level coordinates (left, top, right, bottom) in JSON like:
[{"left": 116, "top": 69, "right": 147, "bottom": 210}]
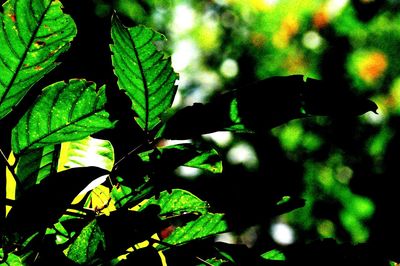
[
  {"left": 111, "top": 16, "right": 178, "bottom": 134},
  {"left": 66, "top": 219, "right": 105, "bottom": 265},
  {"left": 163, "top": 213, "right": 227, "bottom": 247},
  {"left": 11, "top": 79, "right": 115, "bottom": 155},
  {"left": 0, "top": 0, "right": 76, "bottom": 119}
]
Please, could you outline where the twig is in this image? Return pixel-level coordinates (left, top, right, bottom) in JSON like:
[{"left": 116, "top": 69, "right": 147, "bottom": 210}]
[{"left": 0, "top": 148, "right": 23, "bottom": 191}]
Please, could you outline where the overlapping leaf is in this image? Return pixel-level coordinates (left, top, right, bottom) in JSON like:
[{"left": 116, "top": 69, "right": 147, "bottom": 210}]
[
  {"left": 140, "top": 189, "right": 228, "bottom": 247},
  {"left": 11, "top": 79, "right": 115, "bottom": 155},
  {"left": 111, "top": 16, "right": 178, "bottom": 134},
  {"left": 15, "top": 145, "right": 59, "bottom": 190},
  {"left": 0, "top": 0, "right": 77, "bottom": 119},
  {"left": 58, "top": 136, "right": 114, "bottom": 171}
]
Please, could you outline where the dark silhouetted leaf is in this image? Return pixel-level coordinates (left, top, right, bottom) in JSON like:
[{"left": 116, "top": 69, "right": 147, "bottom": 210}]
[
  {"left": 11, "top": 79, "right": 115, "bottom": 155},
  {"left": 111, "top": 15, "right": 178, "bottom": 135},
  {"left": 0, "top": 0, "right": 77, "bottom": 119},
  {"left": 5, "top": 166, "right": 108, "bottom": 238},
  {"left": 139, "top": 143, "right": 223, "bottom": 174},
  {"left": 97, "top": 205, "right": 162, "bottom": 259},
  {"left": 163, "top": 75, "right": 378, "bottom": 139}
]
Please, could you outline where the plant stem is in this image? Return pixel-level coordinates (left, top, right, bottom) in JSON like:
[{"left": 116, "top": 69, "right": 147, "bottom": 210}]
[{"left": 0, "top": 148, "right": 23, "bottom": 189}]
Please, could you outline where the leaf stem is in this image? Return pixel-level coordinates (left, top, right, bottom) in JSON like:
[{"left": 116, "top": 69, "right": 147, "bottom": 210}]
[{"left": 0, "top": 148, "right": 23, "bottom": 190}]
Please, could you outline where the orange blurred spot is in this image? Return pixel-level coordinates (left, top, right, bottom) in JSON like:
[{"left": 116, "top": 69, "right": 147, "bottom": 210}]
[
  {"left": 358, "top": 52, "right": 388, "bottom": 84},
  {"left": 273, "top": 15, "right": 299, "bottom": 48},
  {"left": 34, "top": 65, "right": 43, "bottom": 71},
  {"left": 313, "top": 9, "right": 329, "bottom": 29},
  {"left": 9, "top": 13, "right": 16, "bottom": 22}
]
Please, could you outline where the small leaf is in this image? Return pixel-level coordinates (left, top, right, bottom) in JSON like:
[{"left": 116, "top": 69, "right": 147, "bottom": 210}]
[
  {"left": 11, "top": 79, "right": 115, "bottom": 155},
  {"left": 261, "top": 249, "right": 286, "bottom": 261},
  {"left": 66, "top": 219, "right": 105, "bottom": 265},
  {"left": 140, "top": 189, "right": 228, "bottom": 247},
  {"left": 58, "top": 136, "right": 115, "bottom": 172},
  {"left": 5, "top": 166, "right": 108, "bottom": 238},
  {"left": 140, "top": 189, "right": 209, "bottom": 215},
  {"left": 0, "top": 0, "right": 77, "bottom": 119},
  {"left": 111, "top": 16, "right": 178, "bottom": 134},
  {"left": 139, "top": 144, "right": 222, "bottom": 174},
  {"left": 162, "top": 213, "right": 227, "bottom": 247}
]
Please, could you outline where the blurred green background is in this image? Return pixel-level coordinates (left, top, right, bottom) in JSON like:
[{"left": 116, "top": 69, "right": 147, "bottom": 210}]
[{"left": 88, "top": 0, "right": 400, "bottom": 257}]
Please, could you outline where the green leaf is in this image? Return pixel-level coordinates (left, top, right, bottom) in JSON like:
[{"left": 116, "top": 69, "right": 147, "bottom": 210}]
[
  {"left": 58, "top": 136, "right": 115, "bottom": 172},
  {"left": 15, "top": 144, "right": 59, "bottom": 191},
  {"left": 139, "top": 144, "right": 223, "bottom": 174},
  {"left": 261, "top": 249, "right": 286, "bottom": 261},
  {"left": 140, "top": 189, "right": 209, "bottom": 215},
  {"left": 140, "top": 189, "right": 228, "bottom": 247},
  {"left": 11, "top": 79, "right": 115, "bottom": 155},
  {"left": 66, "top": 219, "right": 105, "bottom": 265},
  {"left": 111, "top": 16, "right": 178, "bottom": 134},
  {"left": 0, "top": 0, "right": 77, "bottom": 119},
  {"left": 163, "top": 213, "right": 227, "bottom": 246},
  {"left": 161, "top": 144, "right": 222, "bottom": 173}
]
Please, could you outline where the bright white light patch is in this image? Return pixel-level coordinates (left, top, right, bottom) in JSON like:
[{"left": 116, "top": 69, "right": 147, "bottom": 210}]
[
  {"left": 202, "top": 131, "right": 233, "bottom": 147},
  {"left": 171, "top": 4, "right": 196, "bottom": 34},
  {"left": 220, "top": 58, "right": 239, "bottom": 78},
  {"left": 227, "top": 142, "right": 259, "bottom": 170},
  {"left": 172, "top": 40, "right": 199, "bottom": 71},
  {"left": 215, "top": 232, "right": 237, "bottom": 244},
  {"left": 270, "top": 222, "right": 295, "bottom": 245},
  {"left": 175, "top": 166, "right": 202, "bottom": 179},
  {"left": 78, "top": 174, "right": 108, "bottom": 196},
  {"left": 326, "top": 0, "right": 349, "bottom": 18},
  {"left": 264, "top": 0, "right": 279, "bottom": 5},
  {"left": 302, "top": 31, "right": 323, "bottom": 50}
]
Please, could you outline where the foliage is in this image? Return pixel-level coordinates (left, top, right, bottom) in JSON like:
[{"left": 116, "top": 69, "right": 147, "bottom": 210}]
[{"left": 0, "top": 0, "right": 396, "bottom": 265}]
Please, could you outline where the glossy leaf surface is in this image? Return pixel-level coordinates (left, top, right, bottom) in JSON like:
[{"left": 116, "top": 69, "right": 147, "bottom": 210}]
[
  {"left": 11, "top": 79, "right": 114, "bottom": 155},
  {"left": 0, "top": 0, "right": 76, "bottom": 119},
  {"left": 111, "top": 16, "right": 178, "bottom": 134}
]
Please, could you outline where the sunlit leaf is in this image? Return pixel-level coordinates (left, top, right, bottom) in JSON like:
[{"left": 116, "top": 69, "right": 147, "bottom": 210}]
[
  {"left": 261, "top": 249, "right": 286, "bottom": 261},
  {"left": 111, "top": 16, "right": 178, "bottom": 134},
  {"left": 11, "top": 79, "right": 115, "bottom": 155},
  {"left": 140, "top": 189, "right": 228, "bottom": 247},
  {"left": 58, "top": 136, "right": 114, "bottom": 172},
  {"left": 66, "top": 219, "right": 105, "bottom": 264},
  {"left": 162, "top": 213, "right": 227, "bottom": 247},
  {"left": 140, "top": 189, "right": 209, "bottom": 215},
  {"left": 0, "top": 0, "right": 77, "bottom": 119}
]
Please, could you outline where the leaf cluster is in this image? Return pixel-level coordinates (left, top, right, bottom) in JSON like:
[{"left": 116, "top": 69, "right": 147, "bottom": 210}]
[{"left": 0, "top": 0, "right": 382, "bottom": 265}]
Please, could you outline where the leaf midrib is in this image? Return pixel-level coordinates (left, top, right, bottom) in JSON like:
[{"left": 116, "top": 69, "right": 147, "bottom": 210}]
[
  {"left": 128, "top": 29, "right": 150, "bottom": 134},
  {"left": 18, "top": 107, "right": 106, "bottom": 155},
  {"left": 0, "top": 0, "right": 53, "bottom": 106}
]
